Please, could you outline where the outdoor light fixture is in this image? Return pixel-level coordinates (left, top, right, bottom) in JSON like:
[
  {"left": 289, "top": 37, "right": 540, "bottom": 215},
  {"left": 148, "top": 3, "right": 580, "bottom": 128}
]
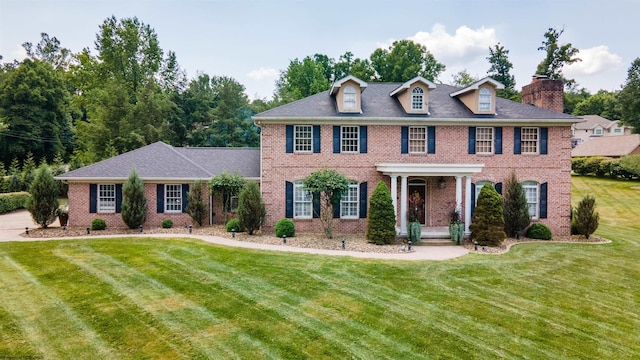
[
  {"left": 438, "top": 177, "right": 446, "bottom": 189},
  {"left": 283, "top": 235, "right": 287, "bottom": 245},
  {"left": 408, "top": 241, "right": 412, "bottom": 252},
  {"left": 62, "top": 225, "right": 66, "bottom": 231},
  {"left": 474, "top": 240, "right": 478, "bottom": 251},
  {"left": 25, "top": 227, "right": 29, "bottom": 235},
  {"left": 342, "top": 239, "right": 345, "bottom": 250},
  {"left": 139, "top": 225, "right": 143, "bottom": 233},
  {"left": 87, "top": 227, "right": 90, "bottom": 234},
  {"left": 232, "top": 230, "right": 236, "bottom": 238},
  {"left": 189, "top": 225, "right": 193, "bottom": 234}
]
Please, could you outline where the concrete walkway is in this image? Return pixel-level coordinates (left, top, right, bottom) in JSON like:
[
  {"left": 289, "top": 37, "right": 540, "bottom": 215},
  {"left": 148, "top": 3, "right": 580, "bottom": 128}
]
[{"left": 0, "top": 210, "right": 469, "bottom": 261}]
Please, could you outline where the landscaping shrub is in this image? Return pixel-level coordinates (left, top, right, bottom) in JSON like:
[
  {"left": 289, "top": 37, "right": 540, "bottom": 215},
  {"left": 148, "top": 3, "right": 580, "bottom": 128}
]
[
  {"left": 0, "top": 192, "right": 30, "bottom": 214},
  {"left": 275, "top": 218, "right": 295, "bottom": 238},
  {"left": 526, "top": 223, "right": 552, "bottom": 240},
  {"left": 574, "top": 195, "right": 599, "bottom": 239},
  {"left": 470, "top": 183, "right": 506, "bottom": 246},
  {"left": 571, "top": 157, "right": 587, "bottom": 175},
  {"left": 236, "top": 181, "right": 265, "bottom": 235},
  {"left": 620, "top": 154, "right": 640, "bottom": 178},
  {"left": 187, "top": 180, "right": 207, "bottom": 226},
  {"left": 226, "top": 218, "right": 244, "bottom": 232},
  {"left": 91, "top": 218, "right": 107, "bottom": 230},
  {"left": 366, "top": 181, "right": 397, "bottom": 245},
  {"left": 503, "top": 171, "right": 530, "bottom": 237},
  {"left": 162, "top": 219, "right": 173, "bottom": 229},
  {"left": 26, "top": 165, "right": 59, "bottom": 228},
  {"left": 121, "top": 170, "right": 147, "bottom": 229}
]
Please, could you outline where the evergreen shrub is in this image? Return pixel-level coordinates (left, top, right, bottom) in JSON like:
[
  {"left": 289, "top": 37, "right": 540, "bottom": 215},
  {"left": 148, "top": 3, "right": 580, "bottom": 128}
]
[
  {"left": 526, "top": 223, "right": 552, "bottom": 240},
  {"left": 366, "top": 181, "right": 397, "bottom": 245},
  {"left": 162, "top": 219, "right": 173, "bottom": 229},
  {"left": 275, "top": 218, "right": 295, "bottom": 238},
  {"left": 226, "top": 218, "right": 244, "bottom": 232},
  {"left": 91, "top": 218, "right": 106, "bottom": 230}
]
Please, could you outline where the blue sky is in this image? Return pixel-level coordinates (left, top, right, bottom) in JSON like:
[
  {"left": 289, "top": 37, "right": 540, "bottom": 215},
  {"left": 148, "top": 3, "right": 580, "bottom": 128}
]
[{"left": 1, "top": 0, "right": 637, "bottom": 100}]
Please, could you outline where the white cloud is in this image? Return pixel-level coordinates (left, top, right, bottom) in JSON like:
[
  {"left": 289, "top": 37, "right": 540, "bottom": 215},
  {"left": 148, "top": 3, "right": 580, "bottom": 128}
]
[
  {"left": 564, "top": 45, "right": 623, "bottom": 76},
  {"left": 247, "top": 67, "right": 279, "bottom": 81},
  {"left": 408, "top": 23, "right": 497, "bottom": 64},
  {"left": 9, "top": 44, "right": 27, "bottom": 62}
]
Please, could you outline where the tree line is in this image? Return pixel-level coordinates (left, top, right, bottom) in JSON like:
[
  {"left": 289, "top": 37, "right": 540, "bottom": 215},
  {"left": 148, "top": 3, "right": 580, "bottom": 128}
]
[{"left": 1, "top": 18, "right": 639, "bottom": 174}]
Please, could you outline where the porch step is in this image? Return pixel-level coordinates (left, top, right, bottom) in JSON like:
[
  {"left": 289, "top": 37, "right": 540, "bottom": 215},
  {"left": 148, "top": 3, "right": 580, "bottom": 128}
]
[{"left": 414, "top": 238, "right": 458, "bottom": 246}]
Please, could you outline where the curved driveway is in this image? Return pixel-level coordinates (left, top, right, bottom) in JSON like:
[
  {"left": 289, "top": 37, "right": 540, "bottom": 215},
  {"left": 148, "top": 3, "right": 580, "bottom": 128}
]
[{"left": 0, "top": 210, "right": 469, "bottom": 261}]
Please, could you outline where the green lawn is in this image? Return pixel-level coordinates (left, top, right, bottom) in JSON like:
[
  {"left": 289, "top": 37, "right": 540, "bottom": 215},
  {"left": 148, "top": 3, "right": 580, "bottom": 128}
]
[{"left": 1, "top": 176, "right": 639, "bottom": 359}]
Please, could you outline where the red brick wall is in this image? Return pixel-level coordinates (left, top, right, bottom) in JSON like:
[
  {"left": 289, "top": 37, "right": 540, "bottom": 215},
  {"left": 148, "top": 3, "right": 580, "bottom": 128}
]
[
  {"left": 67, "top": 182, "right": 227, "bottom": 229},
  {"left": 261, "top": 124, "right": 573, "bottom": 236}
]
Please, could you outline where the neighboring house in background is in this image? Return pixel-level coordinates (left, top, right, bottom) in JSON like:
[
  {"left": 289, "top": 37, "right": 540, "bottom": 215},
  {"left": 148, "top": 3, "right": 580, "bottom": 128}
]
[
  {"left": 571, "top": 115, "right": 632, "bottom": 148},
  {"left": 571, "top": 134, "right": 640, "bottom": 158},
  {"left": 56, "top": 142, "right": 259, "bottom": 228},
  {"left": 254, "top": 75, "right": 580, "bottom": 237}
]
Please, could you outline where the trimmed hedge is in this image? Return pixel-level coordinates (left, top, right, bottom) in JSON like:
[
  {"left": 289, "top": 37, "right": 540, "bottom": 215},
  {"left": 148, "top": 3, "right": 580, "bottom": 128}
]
[
  {"left": 0, "top": 192, "right": 30, "bottom": 214},
  {"left": 572, "top": 156, "right": 637, "bottom": 179},
  {"left": 275, "top": 218, "right": 295, "bottom": 238},
  {"left": 526, "top": 223, "right": 552, "bottom": 240},
  {"left": 226, "top": 218, "right": 244, "bottom": 232},
  {"left": 91, "top": 218, "right": 107, "bottom": 231},
  {"left": 162, "top": 219, "right": 173, "bottom": 229}
]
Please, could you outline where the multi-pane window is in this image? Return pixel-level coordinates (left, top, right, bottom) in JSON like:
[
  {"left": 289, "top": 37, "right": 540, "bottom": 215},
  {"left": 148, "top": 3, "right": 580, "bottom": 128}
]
[
  {"left": 409, "top": 126, "right": 427, "bottom": 153},
  {"left": 412, "top": 87, "right": 424, "bottom": 110},
  {"left": 294, "top": 125, "right": 312, "bottom": 153},
  {"left": 476, "top": 127, "right": 494, "bottom": 154},
  {"left": 343, "top": 86, "right": 356, "bottom": 110},
  {"left": 341, "top": 183, "right": 359, "bottom": 218},
  {"left": 293, "top": 182, "right": 312, "bottom": 219},
  {"left": 479, "top": 88, "right": 491, "bottom": 111},
  {"left": 341, "top": 126, "right": 359, "bottom": 153},
  {"left": 523, "top": 181, "right": 538, "bottom": 219},
  {"left": 594, "top": 128, "right": 603, "bottom": 135},
  {"left": 475, "top": 181, "right": 492, "bottom": 205},
  {"left": 98, "top": 184, "right": 116, "bottom": 213},
  {"left": 614, "top": 128, "right": 622, "bottom": 134},
  {"left": 521, "top": 127, "right": 539, "bottom": 154},
  {"left": 165, "top": 184, "right": 182, "bottom": 213}
]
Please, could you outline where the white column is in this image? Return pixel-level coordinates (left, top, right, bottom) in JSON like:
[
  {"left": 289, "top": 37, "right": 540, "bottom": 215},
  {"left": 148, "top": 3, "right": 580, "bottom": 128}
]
[
  {"left": 464, "top": 176, "right": 472, "bottom": 232},
  {"left": 400, "top": 175, "right": 408, "bottom": 235},
  {"left": 390, "top": 175, "right": 398, "bottom": 226},
  {"left": 455, "top": 176, "right": 462, "bottom": 214}
]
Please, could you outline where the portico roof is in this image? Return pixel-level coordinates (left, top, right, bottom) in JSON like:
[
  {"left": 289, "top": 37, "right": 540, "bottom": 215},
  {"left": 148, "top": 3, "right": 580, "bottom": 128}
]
[{"left": 375, "top": 163, "right": 485, "bottom": 176}]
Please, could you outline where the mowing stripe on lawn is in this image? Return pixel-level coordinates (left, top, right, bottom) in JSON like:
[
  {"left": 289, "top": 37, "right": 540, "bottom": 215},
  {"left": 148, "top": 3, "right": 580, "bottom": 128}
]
[
  {"left": 154, "top": 249, "right": 425, "bottom": 360},
  {"left": 53, "top": 245, "right": 272, "bottom": 359},
  {"left": 0, "top": 253, "right": 117, "bottom": 359}
]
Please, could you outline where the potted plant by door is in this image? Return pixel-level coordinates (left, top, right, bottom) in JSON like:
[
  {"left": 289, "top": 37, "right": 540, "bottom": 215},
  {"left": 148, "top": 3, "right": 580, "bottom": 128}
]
[
  {"left": 407, "top": 191, "right": 423, "bottom": 243},
  {"left": 57, "top": 205, "right": 69, "bottom": 227},
  {"left": 449, "top": 209, "right": 464, "bottom": 244}
]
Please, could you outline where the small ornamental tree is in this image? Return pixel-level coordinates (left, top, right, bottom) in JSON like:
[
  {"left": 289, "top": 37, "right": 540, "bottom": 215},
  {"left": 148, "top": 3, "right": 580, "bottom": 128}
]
[
  {"left": 121, "top": 169, "right": 147, "bottom": 229},
  {"left": 237, "top": 181, "right": 266, "bottom": 235},
  {"left": 503, "top": 171, "right": 530, "bottom": 237},
  {"left": 186, "top": 180, "right": 207, "bottom": 226},
  {"left": 26, "top": 164, "right": 59, "bottom": 228},
  {"left": 470, "top": 183, "right": 506, "bottom": 246},
  {"left": 210, "top": 172, "right": 245, "bottom": 222},
  {"left": 366, "top": 181, "right": 397, "bottom": 245},
  {"left": 574, "top": 195, "right": 599, "bottom": 239},
  {"left": 303, "top": 169, "right": 349, "bottom": 239}
]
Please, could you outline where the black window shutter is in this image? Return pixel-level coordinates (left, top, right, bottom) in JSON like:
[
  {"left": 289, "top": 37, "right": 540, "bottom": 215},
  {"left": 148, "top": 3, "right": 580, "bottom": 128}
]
[
  {"left": 285, "top": 182, "right": 293, "bottom": 218},
  {"left": 540, "top": 127, "right": 548, "bottom": 155},
  {"left": 359, "top": 126, "right": 367, "bottom": 153},
  {"left": 539, "top": 182, "right": 548, "bottom": 219},
  {"left": 495, "top": 127, "right": 503, "bottom": 154},
  {"left": 313, "top": 125, "right": 321, "bottom": 153},
  {"left": 89, "top": 184, "right": 97, "bottom": 213},
  {"left": 401, "top": 126, "right": 409, "bottom": 154},
  {"left": 157, "top": 184, "right": 164, "bottom": 213},
  {"left": 514, "top": 127, "right": 522, "bottom": 154},
  {"left": 286, "top": 125, "right": 293, "bottom": 153},
  {"left": 468, "top": 127, "right": 476, "bottom": 154},
  {"left": 427, "top": 126, "right": 436, "bottom": 154},
  {"left": 495, "top": 182, "right": 502, "bottom": 195},
  {"left": 115, "top": 184, "right": 123, "bottom": 213},
  {"left": 182, "top": 184, "right": 189, "bottom": 213},
  {"left": 333, "top": 126, "right": 340, "bottom": 153},
  {"left": 470, "top": 183, "right": 476, "bottom": 215},
  {"left": 313, "top": 192, "right": 320, "bottom": 218},
  {"left": 359, "top": 182, "right": 368, "bottom": 218},
  {"left": 333, "top": 200, "right": 341, "bottom": 218}
]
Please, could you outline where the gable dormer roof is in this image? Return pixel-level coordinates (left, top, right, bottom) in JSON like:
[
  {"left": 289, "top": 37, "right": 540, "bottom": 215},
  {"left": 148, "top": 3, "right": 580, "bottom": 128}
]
[
  {"left": 389, "top": 76, "right": 437, "bottom": 97},
  {"left": 329, "top": 75, "right": 368, "bottom": 96},
  {"left": 449, "top": 77, "right": 505, "bottom": 98}
]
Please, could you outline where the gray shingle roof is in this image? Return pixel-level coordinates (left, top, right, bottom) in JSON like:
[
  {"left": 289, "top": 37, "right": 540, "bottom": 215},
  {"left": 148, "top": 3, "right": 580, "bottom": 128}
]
[
  {"left": 254, "top": 82, "right": 578, "bottom": 121},
  {"left": 571, "top": 134, "right": 640, "bottom": 157},
  {"left": 573, "top": 115, "right": 614, "bottom": 130},
  {"left": 56, "top": 142, "right": 260, "bottom": 181}
]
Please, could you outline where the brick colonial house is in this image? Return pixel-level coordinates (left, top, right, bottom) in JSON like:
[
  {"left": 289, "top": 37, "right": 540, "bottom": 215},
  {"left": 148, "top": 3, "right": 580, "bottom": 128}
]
[
  {"left": 58, "top": 75, "right": 578, "bottom": 238},
  {"left": 254, "top": 75, "right": 578, "bottom": 237}
]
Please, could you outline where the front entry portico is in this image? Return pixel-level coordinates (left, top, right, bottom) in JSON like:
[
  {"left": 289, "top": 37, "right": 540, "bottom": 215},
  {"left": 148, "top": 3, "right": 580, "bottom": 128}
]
[{"left": 376, "top": 163, "right": 484, "bottom": 237}]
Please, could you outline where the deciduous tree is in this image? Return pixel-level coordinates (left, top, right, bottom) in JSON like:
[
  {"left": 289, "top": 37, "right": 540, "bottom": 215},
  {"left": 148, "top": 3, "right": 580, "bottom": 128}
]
[
  {"left": 617, "top": 58, "right": 640, "bottom": 132},
  {"left": 486, "top": 43, "right": 519, "bottom": 100},
  {"left": 535, "top": 28, "right": 581, "bottom": 87},
  {"left": 210, "top": 172, "right": 245, "bottom": 223},
  {"left": 303, "top": 169, "right": 349, "bottom": 239},
  {"left": 370, "top": 40, "right": 445, "bottom": 82}
]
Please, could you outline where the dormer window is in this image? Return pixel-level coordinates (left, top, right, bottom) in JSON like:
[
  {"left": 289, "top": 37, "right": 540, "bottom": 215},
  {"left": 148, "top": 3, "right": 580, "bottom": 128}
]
[
  {"left": 479, "top": 88, "right": 491, "bottom": 111},
  {"left": 411, "top": 87, "right": 424, "bottom": 110},
  {"left": 343, "top": 86, "right": 356, "bottom": 110}
]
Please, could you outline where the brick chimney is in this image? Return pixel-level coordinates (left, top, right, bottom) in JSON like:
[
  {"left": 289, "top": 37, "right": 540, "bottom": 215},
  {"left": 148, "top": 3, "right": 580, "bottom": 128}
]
[{"left": 521, "top": 75, "right": 564, "bottom": 113}]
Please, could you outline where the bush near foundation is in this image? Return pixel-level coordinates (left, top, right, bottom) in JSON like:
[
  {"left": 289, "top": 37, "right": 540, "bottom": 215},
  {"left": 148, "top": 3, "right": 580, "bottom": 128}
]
[
  {"left": 275, "top": 218, "right": 295, "bottom": 238},
  {"left": 91, "top": 218, "right": 107, "bottom": 230},
  {"left": 526, "top": 223, "right": 552, "bottom": 240}
]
